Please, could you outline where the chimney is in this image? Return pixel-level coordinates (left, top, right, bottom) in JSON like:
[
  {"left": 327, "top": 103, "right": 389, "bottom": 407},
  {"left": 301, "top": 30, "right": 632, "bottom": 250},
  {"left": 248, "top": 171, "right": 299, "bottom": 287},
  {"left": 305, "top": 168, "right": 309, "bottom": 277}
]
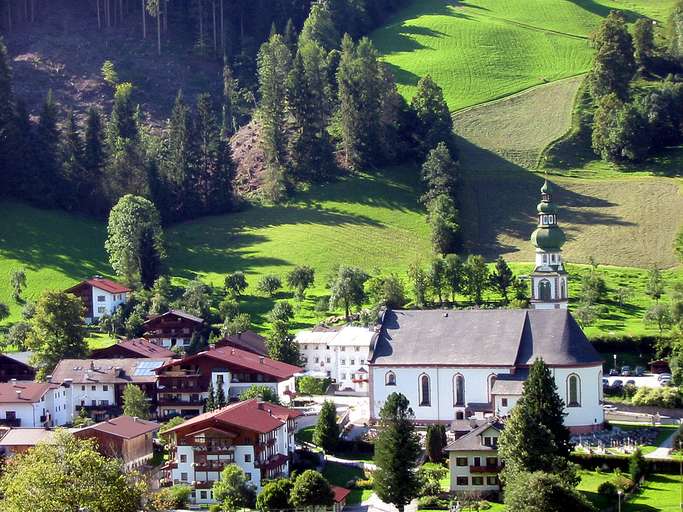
[
  {"left": 90, "top": 361, "right": 95, "bottom": 370},
  {"left": 133, "top": 416, "right": 138, "bottom": 422},
  {"left": 259, "top": 357, "right": 264, "bottom": 365},
  {"left": 15, "top": 390, "right": 21, "bottom": 399},
  {"left": 10, "top": 378, "right": 17, "bottom": 384}
]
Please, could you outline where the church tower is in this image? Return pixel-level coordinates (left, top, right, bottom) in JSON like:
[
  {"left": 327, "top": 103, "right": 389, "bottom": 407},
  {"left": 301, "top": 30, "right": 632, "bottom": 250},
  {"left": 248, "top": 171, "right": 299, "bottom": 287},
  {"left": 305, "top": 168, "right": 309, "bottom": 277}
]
[{"left": 530, "top": 179, "right": 568, "bottom": 309}]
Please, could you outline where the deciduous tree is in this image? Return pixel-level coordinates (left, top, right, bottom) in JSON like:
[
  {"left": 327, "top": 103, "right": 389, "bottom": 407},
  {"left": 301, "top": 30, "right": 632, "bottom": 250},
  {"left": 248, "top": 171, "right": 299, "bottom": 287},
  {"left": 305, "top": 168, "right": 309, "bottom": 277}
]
[
  {"left": 286, "top": 265, "right": 315, "bottom": 300},
  {"left": 314, "top": 400, "right": 340, "bottom": 453},
  {"left": 289, "top": 470, "right": 334, "bottom": 509},
  {"left": 122, "top": 383, "right": 150, "bottom": 419},
  {"left": 329, "top": 266, "right": 369, "bottom": 318},
  {"left": 212, "top": 464, "right": 256, "bottom": 512}
]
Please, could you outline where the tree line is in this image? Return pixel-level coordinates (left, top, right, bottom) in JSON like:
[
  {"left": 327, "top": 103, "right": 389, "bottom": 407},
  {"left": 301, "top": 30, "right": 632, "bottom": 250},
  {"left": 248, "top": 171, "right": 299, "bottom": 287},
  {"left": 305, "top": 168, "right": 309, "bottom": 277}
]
[{"left": 586, "top": 8, "right": 683, "bottom": 164}]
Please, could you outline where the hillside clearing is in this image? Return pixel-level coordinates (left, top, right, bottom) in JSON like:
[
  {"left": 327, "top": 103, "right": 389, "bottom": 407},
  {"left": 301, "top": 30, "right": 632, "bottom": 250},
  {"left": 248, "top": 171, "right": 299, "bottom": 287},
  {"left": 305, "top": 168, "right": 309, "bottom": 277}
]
[{"left": 454, "top": 75, "right": 583, "bottom": 168}]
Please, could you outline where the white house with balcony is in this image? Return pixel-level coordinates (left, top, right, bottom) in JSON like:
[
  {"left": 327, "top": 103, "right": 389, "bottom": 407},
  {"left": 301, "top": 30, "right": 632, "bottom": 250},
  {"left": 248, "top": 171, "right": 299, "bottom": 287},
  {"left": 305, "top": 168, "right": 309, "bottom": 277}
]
[
  {"left": 65, "top": 277, "right": 131, "bottom": 323},
  {"left": 0, "top": 381, "right": 72, "bottom": 428},
  {"left": 296, "top": 325, "right": 376, "bottom": 393},
  {"left": 161, "top": 399, "right": 301, "bottom": 506}
]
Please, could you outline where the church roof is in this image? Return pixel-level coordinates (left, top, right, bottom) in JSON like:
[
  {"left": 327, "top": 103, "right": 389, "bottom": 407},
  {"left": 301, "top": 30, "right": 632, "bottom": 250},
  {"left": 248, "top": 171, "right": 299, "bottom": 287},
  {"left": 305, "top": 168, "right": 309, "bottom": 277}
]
[{"left": 370, "top": 309, "right": 602, "bottom": 368}]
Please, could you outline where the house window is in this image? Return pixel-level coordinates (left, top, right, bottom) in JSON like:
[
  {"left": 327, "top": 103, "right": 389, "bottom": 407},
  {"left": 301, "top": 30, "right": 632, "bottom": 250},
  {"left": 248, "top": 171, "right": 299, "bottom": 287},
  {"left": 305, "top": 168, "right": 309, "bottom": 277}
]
[
  {"left": 472, "top": 477, "right": 484, "bottom": 486},
  {"left": 180, "top": 455, "right": 187, "bottom": 463},
  {"left": 456, "top": 476, "right": 468, "bottom": 486},
  {"left": 486, "top": 476, "right": 498, "bottom": 486},
  {"left": 454, "top": 374, "right": 465, "bottom": 406},
  {"left": 473, "top": 457, "right": 481, "bottom": 467},
  {"left": 315, "top": 357, "right": 319, "bottom": 363},
  {"left": 561, "top": 279, "right": 566, "bottom": 299},
  {"left": 5, "top": 411, "right": 16, "bottom": 420},
  {"left": 340, "top": 347, "right": 345, "bottom": 352},
  {"left": 244, "top": 454, "right": 251, "bottom": 463},
  {"left": 302, "top": 357, "right": 308, "bottom": 363},
  {"left": 100, "top": 400, "right": 108, "bottom": 406},
  {"left": 91, "top": 400, "right": 96, "bottom": 406},
  {"left": 200, "top": 491, "right": 207, "bottom": 500},
  {"left": 97, "top": 295, "right": 106, "bottom": 302},
  {"left": 355, "top": 346, "right": 360, "bottom": 352},
  {"left": 245, "top": 473, "right": 252, "bottom": 481},
  {"left": 567, "top": 374, "right": 581, "bottom": 407},
  {"left": 501, "top": 398, "right": 508, "bottom": 407},
  {"left": 327, "top": 356, "right": 333, "bottom": 363},
  {"left": 486, "top": 457, "right": 497, "bottom": 466},
  {"left": 350, "top": 359, "right": 355, "bottom": 366},
  {"left": 483, "top": 437, "right": 492, "bottom": 447},
  {"left": 487, "top": 374, "right": 497, "bottom": 402},
  {"left": 385, "top": 371, "right": 396, "bottom": 386},
  {"left": 456, "top": 457, "right": 468, "bottom": 467},
  {"left": 81, "top": 386, "right": 85, "bottom": 391},
  {"left": 419, "top": 374, "right": 430, "bottom": 406},
  {"left": 341, "top": 359, "right": 346, "bottom": 365},
  {"left": 97, "top": 307, "right": 106, "bottom": 314},
  {"left": 181, "top": 473, "right": 188, "bottom": 481},
  {"left": 341, "top": 373, "right": 346, "bottom": 380},
  {"left": 103, "top": 385, "right": 108, "bottom": 392},
  {"left": 91, "top": 385, "right": 96, "bottom": 391},
  {"left": 539, "top": 279, "right": 551, "bottom": 301},
  {"left": 360, "top": 358, "right": 365, "bottom": 364}
]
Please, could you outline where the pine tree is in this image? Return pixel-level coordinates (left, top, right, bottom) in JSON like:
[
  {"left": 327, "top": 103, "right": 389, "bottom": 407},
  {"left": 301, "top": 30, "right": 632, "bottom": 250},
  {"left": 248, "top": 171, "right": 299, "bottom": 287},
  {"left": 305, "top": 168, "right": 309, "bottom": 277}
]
[
  {"left": 83, "top": 108, "right": 105, "bottom": 213},
  {"left": 633, "top": 18, "right": 656, "bottom": 70},
  {"left": 411, "top": 74, "right": 454, "bottom": 156},
  {"left": 33, "top": 90, "right": 63, "bottom": 205},
  {"left": 491, "top": 256, "right": 515, "bottom": 304},
  {"left": 215, "top": 382, "right": 227, "bottom": 408},
  {"left": 0, "top": 36, "right": 14, "bottom": 190},
  {"left": 374, "top": 393, "right": 422, "bottom": 512},
  {"left": 221, "top": 59, "right": 239, "bottom": 137},
  {"left": 427, "top": 194, "right": 460, "bottom": 256},
  {"left": 283, "top": 18, "right": 298, "bottom": 54},
  {"left": 62, "top": 110, "right": 84, "bottom": 208},
  {"left": 425, "top": 424, "right": 447, "bottom": 463},
  {"left": 161, "top": 91, "right": 197, "bottom": 220},
  {"left": 313, "top": 400, "right": 340, "bottom": 453},
  {"left": 299, "top": 0, "right": 340, "bottom": 51},
  {"left": 286, "top": 47, "right": 336, "bottom": 183},
  {"left": 195, "top": 92, "right": 234, "bottom": 215},
  {"left": 589, "top": 12, "right": 636, "bottom": 99},
  {"left": 8, "top": 100, "right": 33, "bottom": 194},
  {"left": 420, "top": 142, "right": 459, "bottom": 206},
  {"left": 205, "top": 381, "right": 216, "bottom": 412},
  {"left": 498, "top": 359, "right": 576, "bottom": 486}
]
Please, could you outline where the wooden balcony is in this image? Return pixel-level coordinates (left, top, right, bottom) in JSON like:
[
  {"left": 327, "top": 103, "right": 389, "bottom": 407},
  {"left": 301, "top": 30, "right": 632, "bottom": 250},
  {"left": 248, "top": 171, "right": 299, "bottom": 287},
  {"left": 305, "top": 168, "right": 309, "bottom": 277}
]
[{"left": 469, "top": 464, "right": 502, "bottom": 473}]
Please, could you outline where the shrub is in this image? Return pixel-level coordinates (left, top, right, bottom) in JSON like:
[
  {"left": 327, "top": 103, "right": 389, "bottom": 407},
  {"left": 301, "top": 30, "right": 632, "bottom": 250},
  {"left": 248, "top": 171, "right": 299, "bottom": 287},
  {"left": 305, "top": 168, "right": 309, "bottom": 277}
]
[
  {"left": 598, "top": 480, "right": 618, "bottom": 498},
  {"left": 296, "top": 376, "right": 331, "bottom": 395},
  {"left": 208, "top": 505, "right": 221, "bottom": 512},
  {"left": 354, "top": 478, "right": 374, "bottom": 490},
  {"left": 632, "top": 386, "right": 683, "bottom": 408},
  {"left": 613, "top": 474, "right": 635, "bottom": 492},
  {"left": 417, "top": 496, "right": 449, "bottom": 510}
]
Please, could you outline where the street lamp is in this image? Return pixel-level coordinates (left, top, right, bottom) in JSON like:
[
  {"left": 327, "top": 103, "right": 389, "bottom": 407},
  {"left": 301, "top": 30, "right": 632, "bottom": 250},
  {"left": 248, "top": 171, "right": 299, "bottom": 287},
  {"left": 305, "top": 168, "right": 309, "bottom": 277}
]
[{"left": 617, "top": 489, "right": 623, "bottom": 512}]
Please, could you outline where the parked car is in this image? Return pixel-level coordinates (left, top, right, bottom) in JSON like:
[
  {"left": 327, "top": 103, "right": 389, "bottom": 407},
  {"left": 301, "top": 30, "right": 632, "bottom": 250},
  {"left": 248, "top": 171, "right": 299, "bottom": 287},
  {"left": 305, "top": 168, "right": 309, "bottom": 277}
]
[
  {"left": 602, "top": 378, "right": 610, "bottom": 387},
  {"left": 602, "top": 404, "right": 617, "bottom": 411},
  {"left": 634, "top": 366, "right": 645, "bottom": 377},
  {"left": 621, "top": 366, "right": 632, "bottom": 376},
  {"left": 609, "top": 369, "right": 620, "bottom": 376},
  {"left": 625, "top": 379, "right": 636, "bottom": 386},
  {"left": 612, "top": 379, "right": 624, "bottom": 388},
  {"left": 661, "top": 379, "right": 674, "bottom": 386},
  {"left": 657, "top": 373, "right": 672, "bottom": 382}
]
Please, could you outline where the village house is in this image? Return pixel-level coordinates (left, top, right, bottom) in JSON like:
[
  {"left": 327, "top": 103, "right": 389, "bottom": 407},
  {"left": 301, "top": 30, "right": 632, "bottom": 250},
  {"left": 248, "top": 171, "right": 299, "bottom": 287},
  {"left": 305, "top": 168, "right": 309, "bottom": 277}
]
[
  {"left": 161, "top": 399, "right": 300, "bottom": 506},
  {"left": 0, "top": 352, "right": 36, "bottom": 382},
  {"left": 65, "top": 277, "right": 131, "bottom": 323},
  {"left": 74, "top": 415, "right": 160, "bottom": 471},
  {"left": 0, "top": 380, "right": 72, "bottom": 428},
  {"left": 0, "top": 428, "right": 59, "bottom": 457},
  {"left": 446, "top": 420, "right": 503, "bottom": 498},
  {"left": 143, "top": 310, "right": 205, "bottom": 350},
  {"left": 90, "top": 338, "right": 176, "bottom": 359},
  {"left": 155, "top": 346, "right": 300, "bottom": 419},
  {"left": 295, "top": 325, "right": 376, "bottom": 393},
  {"left": 49, "top": 358, "right": 171, "bottom": 421},
  {"left": 215, "top": 330, "right": 268, "bottom": 356},
  {"left": 368, "top": 181, "right": 605, "bottom": 433}
]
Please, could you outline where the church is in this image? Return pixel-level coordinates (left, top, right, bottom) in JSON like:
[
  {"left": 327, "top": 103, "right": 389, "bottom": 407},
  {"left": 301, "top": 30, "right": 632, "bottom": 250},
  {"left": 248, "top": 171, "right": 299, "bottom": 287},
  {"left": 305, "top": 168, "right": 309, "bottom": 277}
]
[{"left": 368, "top": 180, "right": 605, "bottom": 434}]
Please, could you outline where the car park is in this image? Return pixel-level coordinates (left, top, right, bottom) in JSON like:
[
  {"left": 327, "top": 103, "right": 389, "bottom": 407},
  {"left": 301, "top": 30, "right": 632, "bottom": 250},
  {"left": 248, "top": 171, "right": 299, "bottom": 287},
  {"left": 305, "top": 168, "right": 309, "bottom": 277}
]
[
  {"left": 621, "top": 366, "right": 632, "bottom": 376},
  {"left": 657, "top": 373, "right": 672, "bottom": 382},
  {"left": 609, "top": 369, "right": 620, "bottom": 376},
  {"left": 634, "top": 366, "right": 645, "bottom": 377}
]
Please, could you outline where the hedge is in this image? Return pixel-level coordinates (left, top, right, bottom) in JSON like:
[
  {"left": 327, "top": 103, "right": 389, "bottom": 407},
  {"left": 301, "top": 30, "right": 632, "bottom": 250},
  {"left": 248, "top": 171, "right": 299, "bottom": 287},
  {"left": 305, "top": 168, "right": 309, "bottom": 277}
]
[{"left": 571, "top": 453, "right": 681, "bottom": 474}]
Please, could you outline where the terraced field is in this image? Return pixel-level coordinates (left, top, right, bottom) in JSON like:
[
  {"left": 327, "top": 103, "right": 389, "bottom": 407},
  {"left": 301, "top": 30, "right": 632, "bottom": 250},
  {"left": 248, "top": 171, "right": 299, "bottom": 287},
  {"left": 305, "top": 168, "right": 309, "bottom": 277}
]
[{"left": 373, "top": 0, "right": 676, "bottom": 110}]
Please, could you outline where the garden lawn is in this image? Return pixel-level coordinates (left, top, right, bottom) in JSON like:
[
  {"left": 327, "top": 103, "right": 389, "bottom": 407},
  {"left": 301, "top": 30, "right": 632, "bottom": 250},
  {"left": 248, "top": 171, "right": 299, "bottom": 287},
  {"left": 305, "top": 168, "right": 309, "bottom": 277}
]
[
  {"left": 626, "top": 473, "right": 683, "bottom": 511},
  {"left": 295, "top": 426, "right": 315, "bottom": 445},
  {"left": 577, "top": 469, "right": 620, "bottom": 511},
  {"left": 322, "top": 462, "right": 373, "bottom": 505},
  {"left": 372, "top": 0, "right": 676, "bottom": 111}
]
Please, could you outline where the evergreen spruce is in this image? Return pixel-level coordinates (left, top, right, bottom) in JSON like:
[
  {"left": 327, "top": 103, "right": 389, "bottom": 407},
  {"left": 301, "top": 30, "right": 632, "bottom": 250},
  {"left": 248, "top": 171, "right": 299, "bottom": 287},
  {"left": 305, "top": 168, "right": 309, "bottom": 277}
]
[
  {"left": 205, "top": 381, "right": 216, "bottom": 412},
  {"left": 62, "top": 110, "right": 84, "bottom": 208},
  {"left": 425, "top": 424, "right": 447, "bottom": 463},
  {"left": 498, "top": 359, "right": 576, "bottom": 486},
  {"left": 374, "top": 393, "right": 422, "bottom": 512},
  {"left": 221, "top": 59, "right": 239, "bottom": 137},
  {"left": 34, "top": 90, "right": 63, "bottom": 205},
  {"left": 215, "top": 383, "right": 227, "bottom": 409},
  {"left": 0, "top": 37, "right": 14, "bottom": 189},
  {"left": 299, "top": 0, "right": 340, "bottom": 51},
  {"left": 411, "top": 75, "right": 454, "bottom": 156},
  {"left": 313, "top": 400, "right": 340, "bottom": 453},
  {"left": 490, "top": 256, "right": 515, "bottom": 304},
  {"left": 420, "top": 142, "right": 459, "bottom": 206},
  {"left": 83, "top": 108, "right": 105, "bottom": 213}
]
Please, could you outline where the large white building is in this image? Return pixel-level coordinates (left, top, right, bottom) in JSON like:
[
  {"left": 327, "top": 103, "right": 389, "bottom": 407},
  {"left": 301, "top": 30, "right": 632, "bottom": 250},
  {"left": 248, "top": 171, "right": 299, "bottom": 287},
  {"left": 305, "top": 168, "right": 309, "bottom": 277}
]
[
  {"left": 162, "top": 399, "right": 300, "bottom": 506},
  {"left": 0, "top": 381, "right": 73, "bottom": 428},
  {"left": 368, "top": 180, "right": 604, "bottom": 434},
  {"left": 65, "top": 277, "right": 131, "bottom": 323},
  {"left": 296, "top": 325, "right": 376, "bottom": 392}
]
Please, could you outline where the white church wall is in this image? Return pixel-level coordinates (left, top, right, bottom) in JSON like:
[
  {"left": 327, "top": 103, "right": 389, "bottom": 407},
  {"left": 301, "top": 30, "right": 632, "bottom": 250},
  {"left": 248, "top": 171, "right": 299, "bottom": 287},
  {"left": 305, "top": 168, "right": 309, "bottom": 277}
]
[
  {"left": 551, "top": 365, "right": 604, "bottom": 429},
  {"left": 371, "top": 366, "right": 512, "bottom": 422}
]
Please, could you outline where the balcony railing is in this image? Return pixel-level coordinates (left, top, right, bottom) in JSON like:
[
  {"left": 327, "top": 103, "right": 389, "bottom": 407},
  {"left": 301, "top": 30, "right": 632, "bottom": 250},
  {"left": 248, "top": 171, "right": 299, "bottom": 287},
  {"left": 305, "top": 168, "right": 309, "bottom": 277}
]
[
  {"left": 469, "top": 464, "right": 502, "bottom": 473},
  {"left": 157, "top": 370, "right": 200, "bottom": 377},
  {"left": 157, "top": 397, "right": 204, "bottom": 405},
  {"left": 0, "top": 418, "right": 20, "bottom": 427},
  {"left": 193, "top": 459, "right": 233, "bottom": 471}
]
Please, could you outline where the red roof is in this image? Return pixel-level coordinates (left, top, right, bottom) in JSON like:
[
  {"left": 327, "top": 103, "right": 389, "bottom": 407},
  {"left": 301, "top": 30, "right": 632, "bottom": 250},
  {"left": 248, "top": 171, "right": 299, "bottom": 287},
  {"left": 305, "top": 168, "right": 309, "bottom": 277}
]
[
  {"left": 332, "top": 486, "right": 351, "bottom": 503},
  {"left": 92, "top": 338, "right": 176, "bottom": 359},
  {"left": 158, "top": 346, "right": 302, "bottom": 381},
  {"left": 66, "top": 278, "right": 131, "bottom": 294},
  {"left": 0, "top": 381, "right": 58, "bottom": 403},
  {"left": 169, "top": 399, "right": 302, "bottom": 435},
  {"left": 77, "top": 415, "right": 160, "bottom": 440},
  {"left": 143, "top": 309, "right": 204, "bottom": 325}
]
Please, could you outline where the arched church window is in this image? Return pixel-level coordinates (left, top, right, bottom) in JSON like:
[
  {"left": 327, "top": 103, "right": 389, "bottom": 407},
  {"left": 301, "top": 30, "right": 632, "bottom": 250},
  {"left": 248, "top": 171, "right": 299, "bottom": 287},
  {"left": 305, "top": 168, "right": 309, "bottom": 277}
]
[
  {"left": 419, "top": 374, "right": 431, "bottom": 406},
  {"left": 385, "top": 371, "right": 396, "bottom": 386},
  {"left": 560, "top": 279, "right": 566, "bottom": 299},
  {"left": 539, "top": 280, "right": 551, "bottom": 301},
  {"left": 454, "top": 374, "right": 465, "bottom": 406},
  {"left": 487, "top": 374, "right": 497, "bottom": 402},
  {"left": 567, "top": 374, "right": 581, "bottom": 407}
]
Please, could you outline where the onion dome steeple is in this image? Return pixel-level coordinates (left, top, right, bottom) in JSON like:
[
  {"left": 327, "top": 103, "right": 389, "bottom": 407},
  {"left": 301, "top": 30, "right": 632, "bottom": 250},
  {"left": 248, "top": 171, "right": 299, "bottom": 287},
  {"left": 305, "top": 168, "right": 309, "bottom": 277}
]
[{"left": 529, "top": 178, "right": 568, "bottom": 310}]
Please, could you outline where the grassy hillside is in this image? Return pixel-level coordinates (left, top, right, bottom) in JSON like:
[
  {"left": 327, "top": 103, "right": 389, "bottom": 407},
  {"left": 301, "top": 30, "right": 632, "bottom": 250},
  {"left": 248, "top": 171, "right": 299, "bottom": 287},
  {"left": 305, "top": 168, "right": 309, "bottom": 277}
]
[{"left": 372, "top": 0, "right": 675, "bottom": 111}]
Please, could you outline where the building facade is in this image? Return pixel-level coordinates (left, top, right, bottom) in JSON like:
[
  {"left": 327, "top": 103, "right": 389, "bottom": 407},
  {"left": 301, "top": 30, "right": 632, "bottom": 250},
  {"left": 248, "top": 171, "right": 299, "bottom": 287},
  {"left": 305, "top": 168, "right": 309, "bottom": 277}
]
[
  {"left": 368, "top": 181, "right": 604, "bottom": 434},
  {"left": 143, "top": 310, "right": 205, "bottom": 350},
  {"left": 295, "top": 325, "right": 376, "bottom": 392},
  {"left": 65, "top": 277, "right": 131, "bottom": 323},
  {"left": 447, "top": 421, "right": 503, "bottom": 497},
  {"left": 0, "top": 381, "right": 72, "bottom": 428},
  {"left": 0, "top": 353, "right": 36, "bottom": 383},
  {"left": 162, "top": 399, "right": 300, "bottom": 506},
  {"left": 155, "top": 346, "right": 300, "bottom": 419}
]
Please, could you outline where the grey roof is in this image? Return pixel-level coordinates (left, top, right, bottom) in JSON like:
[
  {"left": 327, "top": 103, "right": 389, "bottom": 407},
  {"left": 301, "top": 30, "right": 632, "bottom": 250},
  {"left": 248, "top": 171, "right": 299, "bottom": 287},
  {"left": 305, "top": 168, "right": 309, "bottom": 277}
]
[
  {"left": 446, "top": 421, "right": 503, "bottom": 452},
  {"left": 3, "top": 352, "right": 35, "bottom": 367},
  {"left": 370, "top": 309, "right": 602, "bottom": 367},
  {"left": 491, "top": 370, "right": 528, "bottom": 396}
]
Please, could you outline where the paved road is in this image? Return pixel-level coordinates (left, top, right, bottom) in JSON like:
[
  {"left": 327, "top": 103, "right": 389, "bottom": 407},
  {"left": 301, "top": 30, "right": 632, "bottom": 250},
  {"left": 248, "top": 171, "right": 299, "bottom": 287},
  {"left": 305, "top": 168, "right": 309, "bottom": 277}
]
[
  {"left": 645, "top": 427, "right": 680, "bottom": 459},
  {"left": 345, "top": 494, "right": 417, "bottom": 512}
]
